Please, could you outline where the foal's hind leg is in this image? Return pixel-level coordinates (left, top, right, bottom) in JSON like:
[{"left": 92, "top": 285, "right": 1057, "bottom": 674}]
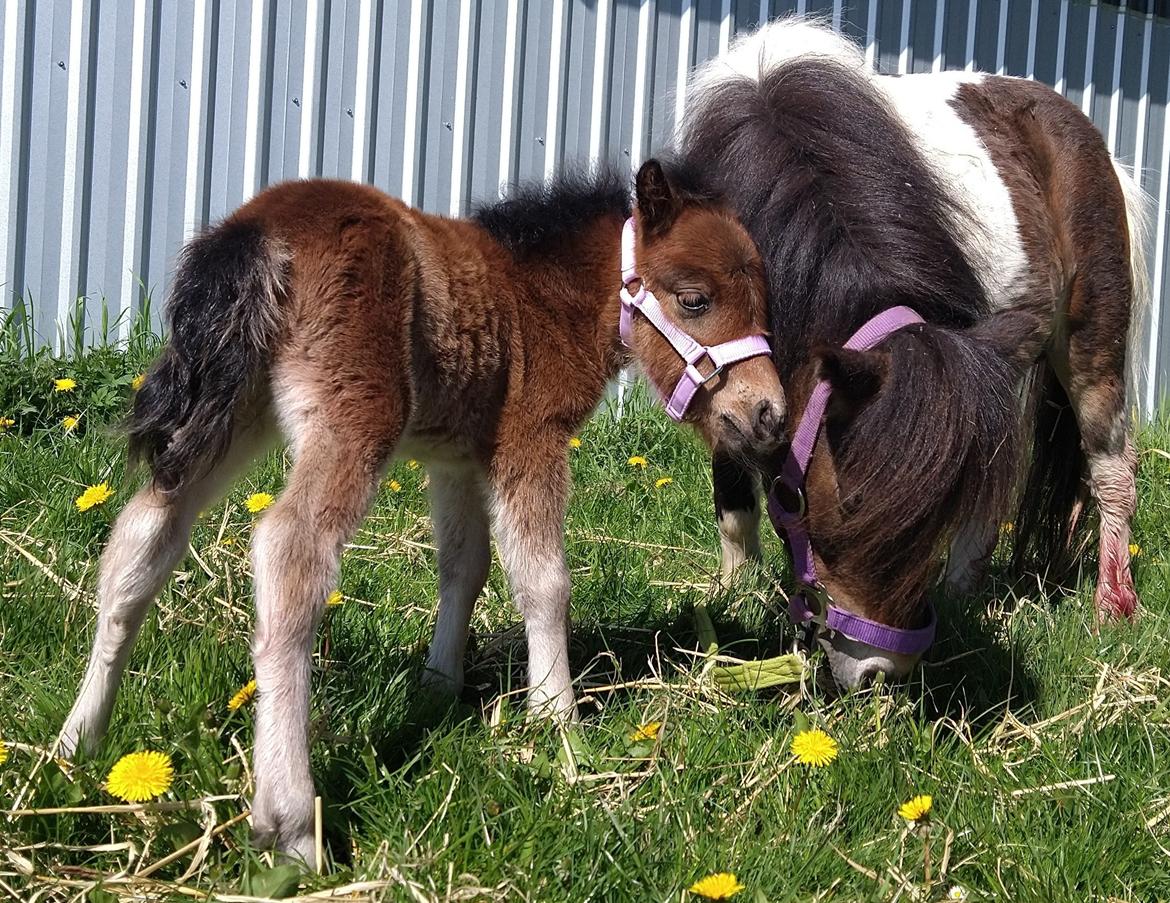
[
  {"left": 59, "top": 420, "right": 275, "bottom": 756},
  {"left": 248, "top": 427, "right": 391, "bottom": 867},
  {"left": 422, "top": 463, "right": 491, "bottom": 696},
  {"left": 713, "top": 452, "right": 762, "bottom": 584}
]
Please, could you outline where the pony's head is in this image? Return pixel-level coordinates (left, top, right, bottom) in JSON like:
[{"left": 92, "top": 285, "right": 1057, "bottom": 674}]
[{"left": 625, "top": 159, "right": 785, "bottom": 460}]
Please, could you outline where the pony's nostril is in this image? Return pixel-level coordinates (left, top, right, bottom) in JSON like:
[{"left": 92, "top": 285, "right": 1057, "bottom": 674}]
[{"left": 752, "top": 400, "right": 785, "bottom": 439}]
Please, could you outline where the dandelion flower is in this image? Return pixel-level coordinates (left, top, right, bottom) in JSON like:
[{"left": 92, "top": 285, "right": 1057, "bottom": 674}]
[
  {"left": 245, "top": 492, "right": 274, "bottom": 514},
  {"left": 326, "top": 590, "right": 344, "bottom": 606},
  {"left": 629, "top": 721, "right": 661, "bottom": 742},
  {"left": 106, "top": 750, "right": 173, "bottom": 802},
  {"left": 898, "top": 794, "right": 933, "bottom": 823},
  {"left": 1000, "top": 521, "right": 1014, "bottom": 534},
  {"left": 568, "top": 437, "right": 582, "bottom": 449},
  {"left": 387, "top": 479, "right": 402, "bottom": 493},
  {"left": 689, "top": 872, "right": 745, "bottom": 899},
  {"left": 1129, "top": 543, "right": 1142, "bottom": 557},
  {"left": 407, "top": 459, "right": 420, "bottom": 470},
  {"left": 220, "top": 536, "right": 238, "bottom": 547},
  {"left": 75, "top": 482, "right": 114, "bottom": 512},
  {"left": 227, "top": 679, "right": 258, "bottom": 712},
  {"left": 628, "top": 455, "right": 648, "bottom": 468},
  {"left": 53, "top": 378, "right": 77, "bottom": 393},
  {"left": 131, "top": 373, "right": 146, "bottom": 391},
  {"left": 0, "top": 417, "right": 14, "bottom": 432},
  {"left": 655, "top": 476, "right": 673, "bottom": 489},
  {"left": 790, "top": 728, "right": 838, "bottom": 768},
  {"left": 0, "top": 740, "right": 8, "bottom": 765},
  {"left": 62, "top": 415, "right": 80, "bottom": 432}
]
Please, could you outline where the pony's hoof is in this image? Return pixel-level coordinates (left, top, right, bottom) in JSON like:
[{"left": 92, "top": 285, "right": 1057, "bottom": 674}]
[{"left": 251, "top": 798, "right": 318, "bottom": 871}]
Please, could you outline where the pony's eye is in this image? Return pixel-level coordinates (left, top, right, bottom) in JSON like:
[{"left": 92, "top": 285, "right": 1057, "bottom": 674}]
[{"left": 676, "top": 292, "right": 710, "bottom": 314}]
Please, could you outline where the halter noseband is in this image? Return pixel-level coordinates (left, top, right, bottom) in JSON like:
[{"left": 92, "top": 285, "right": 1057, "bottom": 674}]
[
  {"left": 619, "top": 218, "right": 772, "bottom": 422},
  {"left": 766, "top": 306, "right": 937, "bottom": 658}
]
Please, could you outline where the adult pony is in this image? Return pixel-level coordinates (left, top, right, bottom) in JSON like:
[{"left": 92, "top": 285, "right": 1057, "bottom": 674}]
[
  {"left": 681, "top": 19, "right": 1147, "bottom": 687},
  {"left": 57, "top": 161, "right": 783, "bottom": 865}
]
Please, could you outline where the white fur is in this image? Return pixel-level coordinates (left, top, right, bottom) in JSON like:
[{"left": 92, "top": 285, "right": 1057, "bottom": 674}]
[
  {"left": 717, "top": 505, "right": 762, "bottom": 583},
  {"left": 687, "top": 18, "right": 1028, "bottom": 310},
  {"left": 945, "top": 517, "right": 999, "bottom": 593}
]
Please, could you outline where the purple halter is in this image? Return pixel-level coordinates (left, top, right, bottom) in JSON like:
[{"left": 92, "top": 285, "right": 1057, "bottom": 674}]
[
  {"left": 766, "top": 306, "right": 937, "bottom": 657},
  {"left": 619, "top": 218, "right": 772, "bottom": 422}
]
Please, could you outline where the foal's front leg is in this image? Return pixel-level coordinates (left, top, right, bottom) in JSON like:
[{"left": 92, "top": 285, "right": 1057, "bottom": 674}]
[
  {"left": 713, "top": 451, "right": 762, "bottom": 584},
  {"left": 490, "top": 446, "right": 576, "bottom": 718}
]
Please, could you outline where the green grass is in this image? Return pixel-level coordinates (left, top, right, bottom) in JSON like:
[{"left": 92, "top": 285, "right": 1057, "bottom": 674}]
[{"left": 1, "top": 346, "right": 1169, "bottom": 902}]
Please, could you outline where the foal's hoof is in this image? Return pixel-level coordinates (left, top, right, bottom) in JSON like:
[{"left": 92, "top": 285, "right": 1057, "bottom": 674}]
[
  {"left": 251, "top": 801, "right": 318, "bottom": 871},
  {"left": 1095, "top": 583, "right": 1139, "bottom": 622}
]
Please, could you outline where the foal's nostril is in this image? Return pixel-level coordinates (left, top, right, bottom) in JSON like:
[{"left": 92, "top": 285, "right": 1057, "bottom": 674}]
[{"left": 752, "top": 400, "right": 785, "bottom": 440}]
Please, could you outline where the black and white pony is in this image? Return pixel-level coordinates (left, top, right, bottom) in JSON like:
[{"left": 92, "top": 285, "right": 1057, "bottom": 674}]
[{"left": 679, "top": 18, "right": 1147, "bottom": 687}]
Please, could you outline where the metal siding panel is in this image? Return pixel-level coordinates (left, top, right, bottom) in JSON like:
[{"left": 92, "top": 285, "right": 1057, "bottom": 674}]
[
  {"left": 1032, "top": 0, "right": 1064, "bottom": 82},
  {"left": 419, "top": 0, "right": 459, "bottom": 210},
  {"left": 650, "top": 1, "right": 681, "bottom": 152},
  {"left": 1003, "top": 0, "right": 1034, "bottom": 74},
  {"left": 910, "top": 0, "right": 937, "bottom": 73},
  {"left": 371, "top": 0, "right": 413, "bottom": 195},
  {"left": 840, "top": 0, "right": 869, "bottom": 46},
  {"left": 1062, "top": 0, "right": 1090, "bottom": 105},
  {"left": 606, "top": 1, "right": 639, "bottom": 168},
  {"left": 1088, "top": 2, "right": 1119, "bottom": 133},
  {"left": 561, "top": 0, "right": 597, "bottom": 172},
  {"left": 1115, "top": 8, "right": 1149, "bottom": 167},
  {"left": 877, "top": 0, "right": 902, "bottom": 73},
  {"left": 468, "top": 0, "right": 508, "bottom": 199},
  {"left": 516, "top": 0, "right": 553, "bottom": 183},
  {"left": 1149, "top": 16, "right": 1170, "bottom": 410},
  {"left": 971, "top": 0, "right": 999, "bottom": 70},
  {"left": 942, "top": 0, "right": 969, "bottom": 69}
]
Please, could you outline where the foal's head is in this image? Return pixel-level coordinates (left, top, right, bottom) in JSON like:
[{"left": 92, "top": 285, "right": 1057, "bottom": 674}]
[{"left": 626, "top": 160, "right": 784, "bottom": 459}]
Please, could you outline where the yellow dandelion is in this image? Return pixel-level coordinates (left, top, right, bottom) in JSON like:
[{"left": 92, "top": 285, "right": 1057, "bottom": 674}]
[
  {"left": 628, "top": 455, "right": 648, "bottom": 468},
  {"left": 568, "top": 437, "right": 582, "bottom": 449},
  {"left": 0, "top": 417, "right": 14, "bottom": 432},
  {"left": 0, "top": 740, "right": 8, "bottom": 765},
  {"left": 244, "top": 492, "right": 274, "bottom": 514},
  {"left": 53, "top": 377, "right": 77, "bottom": 392},
  {"left": 227, "top": 679, "right": 258, "bottom": 712},
  {"left": 407, "top": 459, "right": 421, "bottom": 470},
  {"left": 898, "top": 793, "right": 933, "bottom": 823},
  {"left": 629, "top": 721, "right": 661, "bottom": 742},
  {"left": 220, "top": 536, "right": 238, "bottom": 546},
  {"left": 1129, "top": 543, "right": 1142, "bottom": 557},
  {"left": 1000, "top": 521, "right": 1014, "bottom": 534},
  {"left": 326, "top": 590, "right": 344, "bottom": 606},
  {"left": 106, "top": 750, "right": 174, "bottom": 802},
  {"left": 131, "top": 373, "right": 146, "bottom": 391},
  {"left": 75, "top": 482, "right": 114, "bottom": 512},
  {"left": 62, "top": 415, "right": 80, "bottom": 432},
  {"left": 654, "top": 476, "right": 673, "bottom": 488},
  {"left": 790, "top": 728, "right": 838, "bottom": 768},
  {"left": 387, "top": 479, "right": 402, "bottom": 492},
  {"left": 689, "top": 872, "right": 745, "bottom": 899}
]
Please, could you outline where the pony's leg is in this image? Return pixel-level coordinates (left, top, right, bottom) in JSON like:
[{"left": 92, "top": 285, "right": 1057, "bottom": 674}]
[
  {"left": 59, "top": 421, "right": 274, "bottom": 756},
  {"left": 249, "top": 428, "right": 390, "bottom": 866},
  {"left": 490, "top": 445, "right": 576, "bottom": 718},
  {"left": 713, "top": 452, "right": 762, "bottom": 584},
  {"left": 945, "top": 518, "right": 999, "bottom": 593},
  {"left": 421, "top": 463, "right": 491, "bottom": 696}
]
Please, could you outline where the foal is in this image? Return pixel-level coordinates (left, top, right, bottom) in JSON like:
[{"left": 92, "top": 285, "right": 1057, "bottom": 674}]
[{"left": 58, "top": 160, "right": 782, "bottom": 865}]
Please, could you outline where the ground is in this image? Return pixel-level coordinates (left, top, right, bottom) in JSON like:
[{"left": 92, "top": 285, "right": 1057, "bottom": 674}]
[{"left": 1, "top": 343, "right": 1168, "bottom": 902}]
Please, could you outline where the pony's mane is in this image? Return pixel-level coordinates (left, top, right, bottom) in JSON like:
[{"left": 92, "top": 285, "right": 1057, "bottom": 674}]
[
  {"left": 679, "top": 55, "right": 1028, "bottom": 616},
  {"left": 474, "top": 167, "right": 631, "bottom": 258}
]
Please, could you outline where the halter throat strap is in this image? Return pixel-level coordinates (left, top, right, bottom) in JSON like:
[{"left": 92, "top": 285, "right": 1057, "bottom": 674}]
[
  {"left": 619, "top": 218, "right": 772, "bottom": 422},
  {"left": 767, "top": 306, "right": 937, "bottom": 657}
]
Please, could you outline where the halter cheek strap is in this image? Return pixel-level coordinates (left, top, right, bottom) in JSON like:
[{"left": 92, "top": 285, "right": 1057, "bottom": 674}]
[
  {"left": 767, "top": 306, "right": 938, "bottom": 658},
  {"left": 619, "top": 218, "right": 772, "bottom": 422}
]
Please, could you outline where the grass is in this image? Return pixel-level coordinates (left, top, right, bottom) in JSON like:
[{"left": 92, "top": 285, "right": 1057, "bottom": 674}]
[{"left": 1, "top": 344, "right": 1169, "bottom": 902}]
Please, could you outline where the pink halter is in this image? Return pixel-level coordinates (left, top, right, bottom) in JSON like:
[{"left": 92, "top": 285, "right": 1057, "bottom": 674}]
[{"left": 619, "top": 217, "right": 772, "bottom": 422}]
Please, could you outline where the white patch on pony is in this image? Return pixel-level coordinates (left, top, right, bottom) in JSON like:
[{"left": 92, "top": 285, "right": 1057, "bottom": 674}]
[
  {"left": 687, "top": 17, "right": 1028, "bottom": 311},
  {"left": 945, "top": 516, "right": 999, "bottom": 593},
  {"left": 718, "top": 505, "right": 762, "bottom": 583}
]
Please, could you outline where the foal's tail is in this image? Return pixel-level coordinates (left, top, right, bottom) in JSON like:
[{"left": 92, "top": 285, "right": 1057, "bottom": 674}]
[
  {"left": 1111, "top": 158, "right": 1152, "bottom": 407},
  {"left": 128, "top": 219, "right": 290, "bottom": 493}
]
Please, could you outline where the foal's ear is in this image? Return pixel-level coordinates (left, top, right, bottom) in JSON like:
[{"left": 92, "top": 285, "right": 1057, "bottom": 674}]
[
  {"left": 818, "top": 346, "right": 888, "bottom": 419},
  {"left": 635, "top": 159, "right": 682, "bottom": 236}
]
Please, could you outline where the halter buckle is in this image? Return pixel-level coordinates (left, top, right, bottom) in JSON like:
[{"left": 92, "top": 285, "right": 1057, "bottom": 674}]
[{"left": 769, "top": 476, "right": 806, "bottom": 518}]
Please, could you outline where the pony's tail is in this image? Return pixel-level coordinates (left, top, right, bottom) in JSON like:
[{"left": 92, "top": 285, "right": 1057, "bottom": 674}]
[
  {"left": 1111, "top": 158, "right": 1151, "bottom": 411},
  {"left": 1010, "top": 363, "right": 1089, "bottom": 583},
  {"left": 127, "top": 219, "right": 289, "bottom": 493}
]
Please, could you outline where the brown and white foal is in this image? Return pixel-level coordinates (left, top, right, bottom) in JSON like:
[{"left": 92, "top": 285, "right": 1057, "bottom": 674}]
[{"left": 57, "top": 161, "right": 782, "bottom": 865}]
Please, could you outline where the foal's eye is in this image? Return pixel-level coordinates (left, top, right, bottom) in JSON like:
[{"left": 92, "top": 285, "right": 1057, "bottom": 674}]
[{"left": 676, "top": 292, "right": 711, "bottom": 315}]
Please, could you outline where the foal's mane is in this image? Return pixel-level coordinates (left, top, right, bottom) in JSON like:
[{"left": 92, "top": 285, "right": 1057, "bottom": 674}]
[
  {"left": 473, "top": 167, "right": 631, "bottom": 259},
  {"left": 680, "top": 58, "right": 1029, "bottom": 616}
]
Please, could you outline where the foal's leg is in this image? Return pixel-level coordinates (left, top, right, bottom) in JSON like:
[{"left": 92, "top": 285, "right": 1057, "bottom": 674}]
[
  {"left": 490, "top": 444, "right": 576, "bottom": 718},
  {"left": 59, "top": 421, "right": 274, "bottom": 756},
  {"left": 945, "top": 518, "right": 1000, "bottom": 593},
  {"left": 249, "top": 428, "right": 390, "bottom": 866},
  {"left": 422, "top": 463, "right": 491, "bottom": 696},
  {"left": 713, "top": 452, "right": 762, "bottom": 584}
]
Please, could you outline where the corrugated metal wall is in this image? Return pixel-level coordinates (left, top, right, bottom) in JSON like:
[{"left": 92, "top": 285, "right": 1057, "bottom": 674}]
[{"left": 1, "top": 0, "right": 1169, "bottom": 415}]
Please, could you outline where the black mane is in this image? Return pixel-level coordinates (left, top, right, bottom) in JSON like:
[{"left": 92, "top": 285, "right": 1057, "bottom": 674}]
[
  {"left": 473, "top": 167, "right": 631, "bottom": 258},
  {"left": 680, "top": 59, "right": 1032, "bottom": 620}
]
